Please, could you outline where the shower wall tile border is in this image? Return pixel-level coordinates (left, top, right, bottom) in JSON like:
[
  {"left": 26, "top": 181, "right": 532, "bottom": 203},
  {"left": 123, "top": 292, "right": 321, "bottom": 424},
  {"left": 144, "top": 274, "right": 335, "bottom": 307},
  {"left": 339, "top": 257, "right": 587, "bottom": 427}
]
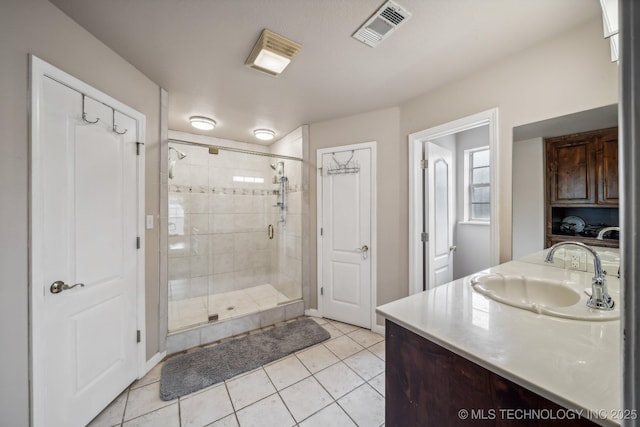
[{"left": 169, "top": 184, "right": 304, "bottom": 195}]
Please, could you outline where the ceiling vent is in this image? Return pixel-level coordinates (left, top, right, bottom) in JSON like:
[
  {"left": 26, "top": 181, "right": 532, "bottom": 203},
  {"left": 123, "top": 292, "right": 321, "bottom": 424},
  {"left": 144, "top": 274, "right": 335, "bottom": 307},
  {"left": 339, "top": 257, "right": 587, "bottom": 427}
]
[{"left": 352, "top": 0, "right": 412, "bottom": 48}]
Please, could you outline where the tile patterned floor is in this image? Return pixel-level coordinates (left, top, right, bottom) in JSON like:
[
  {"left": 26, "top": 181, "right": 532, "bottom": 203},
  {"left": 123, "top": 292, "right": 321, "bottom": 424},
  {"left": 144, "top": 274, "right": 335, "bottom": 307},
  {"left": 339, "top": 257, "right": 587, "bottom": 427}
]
[{"left": 89, "top": 317, "right": 386, "bottom": 427}]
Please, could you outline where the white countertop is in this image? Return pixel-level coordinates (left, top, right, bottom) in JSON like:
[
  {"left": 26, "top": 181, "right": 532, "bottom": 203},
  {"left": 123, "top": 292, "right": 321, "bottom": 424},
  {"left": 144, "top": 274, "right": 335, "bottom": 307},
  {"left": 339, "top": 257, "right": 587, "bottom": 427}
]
[{"left": 376, "top": 258, "right": 621, "bottom": 427}]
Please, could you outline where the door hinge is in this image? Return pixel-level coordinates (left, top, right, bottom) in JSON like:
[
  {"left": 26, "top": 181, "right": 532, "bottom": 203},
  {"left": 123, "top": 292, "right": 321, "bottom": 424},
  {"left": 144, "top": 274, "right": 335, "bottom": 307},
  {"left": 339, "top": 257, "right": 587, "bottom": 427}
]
[
  {"left": 421, "top": 232, "right": 428, "bottom": 242},
  {"left": 320, "top": 287, "right": 324, "bottom": 296},
  {"left": 420, "top": 159, "right": 427, "bottom": 169},
  {"left": 320, "top": 227, "right": 323, "bottom": 236},
  {"left": 136, "top": 330, "right": 141, "bottom": 343},
  {"left": 136, "top": 142, "right": 143, "bottom": 155},
  {"left": 136, "top": 236, "right": 141, "bottom": 249}
]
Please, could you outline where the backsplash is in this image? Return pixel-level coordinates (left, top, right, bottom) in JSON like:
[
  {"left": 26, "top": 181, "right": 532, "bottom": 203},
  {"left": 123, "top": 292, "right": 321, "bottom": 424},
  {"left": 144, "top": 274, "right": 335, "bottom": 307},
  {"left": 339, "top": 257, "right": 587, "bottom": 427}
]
[{"left": 517, "top": 247, "right": 620, "bottom": 277}]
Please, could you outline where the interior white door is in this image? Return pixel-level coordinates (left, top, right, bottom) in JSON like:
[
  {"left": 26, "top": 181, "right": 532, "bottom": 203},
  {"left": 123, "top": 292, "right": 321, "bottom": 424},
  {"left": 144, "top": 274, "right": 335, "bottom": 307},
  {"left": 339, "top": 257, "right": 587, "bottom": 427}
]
[
  {"left": 426, "top": 142, "right": 454, "bottom": 288},
  {"left": 320, "top": 148, "right": 372, "bottom": 328},
  {"left": 31, "top": 70, "right": 141, "bottom": 427}
]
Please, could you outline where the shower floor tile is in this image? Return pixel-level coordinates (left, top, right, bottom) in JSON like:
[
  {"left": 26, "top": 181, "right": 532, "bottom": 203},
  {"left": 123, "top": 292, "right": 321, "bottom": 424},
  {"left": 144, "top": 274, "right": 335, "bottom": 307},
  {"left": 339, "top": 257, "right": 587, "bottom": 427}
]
[{"left": 169, "top": 284, "right": 292, "bottom": 332}]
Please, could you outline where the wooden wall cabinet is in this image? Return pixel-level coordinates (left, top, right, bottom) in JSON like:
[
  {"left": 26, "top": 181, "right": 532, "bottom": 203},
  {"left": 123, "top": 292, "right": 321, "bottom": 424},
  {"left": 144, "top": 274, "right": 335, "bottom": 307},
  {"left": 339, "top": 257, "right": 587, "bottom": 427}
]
[
  {"left": 544, "top": 127, "right": 619, "bottom": 248},
  {"left": 598, "top": 130, "right": 619, "bottom": 205},
  {"left": 546, "top": 137, "right": 596, "bottom": 205},
  {"left": 545, "top": 127, "right": 618, "bottom": 207}
]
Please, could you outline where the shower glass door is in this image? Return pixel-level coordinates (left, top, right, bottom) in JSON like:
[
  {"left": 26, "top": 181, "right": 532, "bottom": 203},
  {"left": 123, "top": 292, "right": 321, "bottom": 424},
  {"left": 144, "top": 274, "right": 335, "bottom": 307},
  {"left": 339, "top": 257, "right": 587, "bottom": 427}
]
[{"left": 167, "top": 141, "right": 302, "bottom": 332}]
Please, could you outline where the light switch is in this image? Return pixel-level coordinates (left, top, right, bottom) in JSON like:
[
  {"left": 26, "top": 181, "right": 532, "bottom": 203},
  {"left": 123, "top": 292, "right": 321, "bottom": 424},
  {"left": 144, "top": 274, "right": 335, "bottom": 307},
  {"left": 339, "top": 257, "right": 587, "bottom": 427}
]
[{"left": 146, "top": 215, "right": 154, "bottom": 229}]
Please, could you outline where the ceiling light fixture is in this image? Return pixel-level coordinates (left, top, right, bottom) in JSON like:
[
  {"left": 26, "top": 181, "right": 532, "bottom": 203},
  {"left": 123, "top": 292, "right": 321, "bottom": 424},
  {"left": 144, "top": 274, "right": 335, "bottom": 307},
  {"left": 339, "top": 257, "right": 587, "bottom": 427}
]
[
  {"left": 245, "top": 29, "right": 302, "bottom": 76},
  {"left": 189, "top": 116, "right": 216, "bottom": 131},
  {"left": 253, "top": 129, "right": 275, "bottom": 141}
]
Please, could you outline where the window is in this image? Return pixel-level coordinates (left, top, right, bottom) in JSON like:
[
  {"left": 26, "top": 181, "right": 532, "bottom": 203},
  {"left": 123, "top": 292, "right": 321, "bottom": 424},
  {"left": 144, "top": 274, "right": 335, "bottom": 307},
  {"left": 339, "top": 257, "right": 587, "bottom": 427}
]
[{"left": 465, "top": 147, "right": 490, "bottom": 222}]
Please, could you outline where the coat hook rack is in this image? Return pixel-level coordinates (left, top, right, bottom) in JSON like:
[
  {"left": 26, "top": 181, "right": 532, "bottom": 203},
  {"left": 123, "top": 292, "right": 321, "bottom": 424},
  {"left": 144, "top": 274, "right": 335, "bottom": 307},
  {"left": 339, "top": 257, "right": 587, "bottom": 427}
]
[
  {"left": 112, "top": 109, "right": 127, "bottom": 135},
  {"left": 81, "top": 94, "right": 100, "bottom": 124},
  {"left": 327, "top": 150, "right": 360, "bottom": 175}
]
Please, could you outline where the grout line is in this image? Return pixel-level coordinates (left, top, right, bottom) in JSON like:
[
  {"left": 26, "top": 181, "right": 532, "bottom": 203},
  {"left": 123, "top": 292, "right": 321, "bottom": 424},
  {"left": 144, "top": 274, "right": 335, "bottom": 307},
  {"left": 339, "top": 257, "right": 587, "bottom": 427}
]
[
  {"left": 311, "top": 364, "right": 351, "bottom": 400},
  {"left": 275, "top": 388, "right": 300, "bottom": 424},
  {"left": 223, "top": 380, "right": 238, "bottom": 415},
  {"left": 119, "top": 386, "right": 131, "bottom": 426},
  {"left": 335, "top": 398, "right": 360, "bottom": 427}
]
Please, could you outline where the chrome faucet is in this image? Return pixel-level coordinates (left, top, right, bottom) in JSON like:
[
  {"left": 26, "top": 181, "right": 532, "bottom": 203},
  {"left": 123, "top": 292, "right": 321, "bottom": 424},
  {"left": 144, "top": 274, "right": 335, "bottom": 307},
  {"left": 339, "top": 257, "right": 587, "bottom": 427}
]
[
  {"left": 544, "top": 241, "right": 614, "bottom": 310},
  {"left": 596, "top": 226, "right": 620, "bottom": 240}
]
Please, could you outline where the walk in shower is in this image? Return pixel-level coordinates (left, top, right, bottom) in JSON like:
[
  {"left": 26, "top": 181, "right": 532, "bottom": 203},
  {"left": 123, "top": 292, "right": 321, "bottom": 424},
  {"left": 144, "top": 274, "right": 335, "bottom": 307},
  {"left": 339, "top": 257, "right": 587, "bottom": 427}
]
[{"left": 167, "top": 137, "right": 303, "bottom": 333}]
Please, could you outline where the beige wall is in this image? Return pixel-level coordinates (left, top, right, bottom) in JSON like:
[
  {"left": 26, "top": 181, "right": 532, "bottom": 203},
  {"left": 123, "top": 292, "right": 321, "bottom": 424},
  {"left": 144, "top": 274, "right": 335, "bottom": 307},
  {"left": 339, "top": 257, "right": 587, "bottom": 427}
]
[
  {"left": 0, "top": 0, "right": 161, "bottom": 424},
  {"left": 512, "top": 137, "right": 545, "bottom": 259},
  {"left": 401, "top": 18, "right": 618, "bottom": 262},
  {"left": 308, "top": 18, "right": 618, "bottom": 326}
]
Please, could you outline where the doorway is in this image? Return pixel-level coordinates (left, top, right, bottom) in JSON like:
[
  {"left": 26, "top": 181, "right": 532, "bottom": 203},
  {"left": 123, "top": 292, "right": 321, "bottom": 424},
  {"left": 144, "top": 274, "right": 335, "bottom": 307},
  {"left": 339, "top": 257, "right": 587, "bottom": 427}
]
[
  {"left": 408, "top": 109, "right": 499, "bottom": 294},
  {"left": 30, "top": 56, "right": 146, "bottom": 427},
  {"left": 317, "top": 142, "right": 377, "bottom": 329}
]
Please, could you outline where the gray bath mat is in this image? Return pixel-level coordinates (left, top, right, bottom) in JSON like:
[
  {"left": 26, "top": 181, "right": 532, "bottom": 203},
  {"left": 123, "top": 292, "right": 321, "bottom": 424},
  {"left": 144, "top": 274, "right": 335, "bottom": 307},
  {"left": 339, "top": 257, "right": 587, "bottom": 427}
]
[{"left": 159, "top": 317, "right": 330, "bottom": 400}]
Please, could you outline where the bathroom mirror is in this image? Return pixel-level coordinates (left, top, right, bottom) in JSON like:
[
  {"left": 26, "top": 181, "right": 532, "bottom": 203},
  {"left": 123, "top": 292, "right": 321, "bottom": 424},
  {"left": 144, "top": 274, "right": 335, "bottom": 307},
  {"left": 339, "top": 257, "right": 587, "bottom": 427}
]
[{"left": 511, "top": 104, "right": 619, "bottom": 274}]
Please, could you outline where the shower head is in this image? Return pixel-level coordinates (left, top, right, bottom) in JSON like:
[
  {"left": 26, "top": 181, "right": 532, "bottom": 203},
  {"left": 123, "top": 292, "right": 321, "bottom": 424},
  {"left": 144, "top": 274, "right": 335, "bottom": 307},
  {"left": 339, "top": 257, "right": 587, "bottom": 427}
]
[
  {"left": 270, "top": 163, "right": 277, "bottom": 170},
  {"left": 170, "top": 147, "right": 187, "bottom": 160}
]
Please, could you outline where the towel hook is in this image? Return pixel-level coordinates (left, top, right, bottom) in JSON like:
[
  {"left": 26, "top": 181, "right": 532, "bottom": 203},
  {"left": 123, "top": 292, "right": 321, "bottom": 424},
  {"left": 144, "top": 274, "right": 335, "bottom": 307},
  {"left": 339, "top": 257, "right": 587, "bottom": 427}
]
[
  {"left": 81, "top": 94, "right": 100, "bottom": 124},
  {"left": 112, "top": 109, "right": 128, "bottom": 135}
]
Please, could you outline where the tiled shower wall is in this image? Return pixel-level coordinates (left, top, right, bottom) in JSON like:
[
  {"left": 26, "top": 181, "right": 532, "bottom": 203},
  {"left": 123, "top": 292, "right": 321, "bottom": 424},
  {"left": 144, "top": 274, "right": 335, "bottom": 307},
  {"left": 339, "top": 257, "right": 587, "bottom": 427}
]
[
  {"left": 167, "top": 140, "right": 302, "bottom": 317},
  {"left": 274, "top": 158, "right": 303, "bottom": 300}
]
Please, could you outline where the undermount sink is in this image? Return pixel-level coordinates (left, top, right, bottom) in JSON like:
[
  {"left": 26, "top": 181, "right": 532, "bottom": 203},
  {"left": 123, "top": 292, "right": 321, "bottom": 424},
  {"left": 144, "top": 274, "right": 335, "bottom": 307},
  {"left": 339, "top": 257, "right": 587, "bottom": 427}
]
[{"left": 470, "top": 273, "right": 619, "bottom": 321}]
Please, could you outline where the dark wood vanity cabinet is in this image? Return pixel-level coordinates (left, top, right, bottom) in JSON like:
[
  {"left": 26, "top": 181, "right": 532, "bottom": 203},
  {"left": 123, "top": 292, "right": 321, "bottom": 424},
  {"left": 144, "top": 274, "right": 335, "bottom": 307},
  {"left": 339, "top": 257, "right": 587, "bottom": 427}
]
[
  {"left": 544, "top": 127, "right": 619, "bottom": 248},
  {"left": 385, "top": 320, "right": 597, "bottom": 426}
]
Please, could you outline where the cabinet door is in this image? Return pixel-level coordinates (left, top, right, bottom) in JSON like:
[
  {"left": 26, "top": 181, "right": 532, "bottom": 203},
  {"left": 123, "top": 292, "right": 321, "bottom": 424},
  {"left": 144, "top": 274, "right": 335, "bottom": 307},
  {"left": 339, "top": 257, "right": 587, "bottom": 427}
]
[
  {"left": 597, "top": 129, "right": 619, "bottom": 205},
  {"left": 546, "top": 138, "right": 596, "bottom": 205}
]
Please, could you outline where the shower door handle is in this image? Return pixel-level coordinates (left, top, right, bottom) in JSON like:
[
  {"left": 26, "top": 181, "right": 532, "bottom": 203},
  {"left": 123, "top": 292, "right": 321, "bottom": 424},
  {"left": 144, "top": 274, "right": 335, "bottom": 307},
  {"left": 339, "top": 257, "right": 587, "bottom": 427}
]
[{"left": 50, "top": 280, "right": 85, "bottom": 294}]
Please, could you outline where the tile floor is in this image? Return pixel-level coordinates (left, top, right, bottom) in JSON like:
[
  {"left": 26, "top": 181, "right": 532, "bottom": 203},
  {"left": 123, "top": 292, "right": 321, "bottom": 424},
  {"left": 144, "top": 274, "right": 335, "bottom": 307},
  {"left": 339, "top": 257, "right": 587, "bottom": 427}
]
[
  {"left": 89, "top": 317, "right": 386, "bottom": 427},
  {"left": 169, "top": 284, "right": 292, "bottom": 332}
]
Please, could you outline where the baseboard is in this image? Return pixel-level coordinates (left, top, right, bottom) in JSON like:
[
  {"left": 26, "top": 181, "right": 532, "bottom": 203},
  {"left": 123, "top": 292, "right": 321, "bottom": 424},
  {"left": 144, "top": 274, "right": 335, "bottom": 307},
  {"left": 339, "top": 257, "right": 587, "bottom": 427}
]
[
  {"left": 143, "top": 351, "right": 166, "bottom": 377},
  {"left": 372, "top": 323, "right": 385, "bottom": 335},
  {"left": 304, "top": 308, "right": 320, "bottom": 317}
]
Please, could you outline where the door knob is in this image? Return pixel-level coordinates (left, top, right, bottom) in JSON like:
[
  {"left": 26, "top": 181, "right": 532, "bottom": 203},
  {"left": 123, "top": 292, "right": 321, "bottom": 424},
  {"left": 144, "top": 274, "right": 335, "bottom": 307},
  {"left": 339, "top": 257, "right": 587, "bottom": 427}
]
[
  {"left": 356, "top": 245, "right": 369, "bottom": 253},
  {"left": 449, "top": 245, "right": 457, "bottom": 252},
  {"left": 50, "top": 281, "right": 85, "bottom": 294}
]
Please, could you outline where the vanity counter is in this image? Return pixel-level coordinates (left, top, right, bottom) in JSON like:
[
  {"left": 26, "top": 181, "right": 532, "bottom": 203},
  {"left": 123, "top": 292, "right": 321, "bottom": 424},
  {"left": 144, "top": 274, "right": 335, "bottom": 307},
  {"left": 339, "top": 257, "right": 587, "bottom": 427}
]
[{"left": 376, "top": 259, "right": 622, "bottom": 426}]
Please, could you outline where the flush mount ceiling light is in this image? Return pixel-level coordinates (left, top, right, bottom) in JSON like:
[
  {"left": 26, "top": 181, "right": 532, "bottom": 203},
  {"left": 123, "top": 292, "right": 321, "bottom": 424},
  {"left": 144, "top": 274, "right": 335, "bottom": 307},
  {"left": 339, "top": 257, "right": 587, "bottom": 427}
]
[
  {"left": 253, "top": 129, "right": 275, "bottom": 141},
  {"left": 189, "top": 116, "right": 216, "bottom": 131},
  {"left": 245, "top": 29, "right": 302, "bottom": 76}
]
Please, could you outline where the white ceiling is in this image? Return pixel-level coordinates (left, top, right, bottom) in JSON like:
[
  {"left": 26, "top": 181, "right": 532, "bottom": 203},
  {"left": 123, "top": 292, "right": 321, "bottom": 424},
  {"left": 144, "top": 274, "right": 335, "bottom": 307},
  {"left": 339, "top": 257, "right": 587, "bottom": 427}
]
[{"left": 49, "top": 0, "right": 601, "bottom": 144}]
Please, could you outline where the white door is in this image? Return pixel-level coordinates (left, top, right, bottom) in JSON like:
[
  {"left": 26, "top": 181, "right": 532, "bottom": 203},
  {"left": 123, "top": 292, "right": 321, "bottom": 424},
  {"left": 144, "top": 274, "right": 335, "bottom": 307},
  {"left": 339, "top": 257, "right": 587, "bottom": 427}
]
[
  {"left": 320, "top": 147, "right": 372, "bottom": 328},
  {"left": 31, "top": 58, "right": 144, "bottom": 427},
  {"left": 426, "top": 142, "right": 454, "bottom": 288}
]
